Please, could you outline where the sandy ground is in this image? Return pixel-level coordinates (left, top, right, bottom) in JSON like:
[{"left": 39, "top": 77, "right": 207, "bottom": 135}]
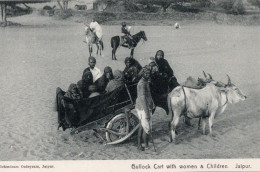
[{"left": 0, "top": 13, "right": 260, "bottom": 160}]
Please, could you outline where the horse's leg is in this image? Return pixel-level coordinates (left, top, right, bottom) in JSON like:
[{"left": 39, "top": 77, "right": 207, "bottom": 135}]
[
  {"left": 88, "top": 45, "right": 91, "bottom": 56},
  {"left": 90, "top": 45, "right": 93, "bottom": 56},
  {"left": 130, "top": 48, "right": 134, "bottom": 58},
  {"left": 111, "top": 46, "right": 114, "bottom": 60},
  {"left": 98, "top": 41, "right": 102, "bottom": 56},
  {"left": 114, "top": 47, "right": 117, "bottom": 60},
  {"left": 111, "top": 40, "right": 114, "bottom": 60},
  {"left": 96, "top": 43, "right": 99, "bottom": 55},
  {"left": 111, "top": 49, "right": 114, "bottom": 60},
  {"left": 97, "top": 43, "right": 100, "bottom": 56},
  {"left": 112, "top": 45, "right": 118, "bottom": 60},
  {"left": 99, "top": 43, "right": 102, "bottom": 56}
]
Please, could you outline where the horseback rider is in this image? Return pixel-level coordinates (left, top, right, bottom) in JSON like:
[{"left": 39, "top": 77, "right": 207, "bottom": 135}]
[
  {"left": 90, "top": 18, "right": 103, "bottom": 42},
  {"left": 121, "top": 22, "right": 133, "bottom": 48}
]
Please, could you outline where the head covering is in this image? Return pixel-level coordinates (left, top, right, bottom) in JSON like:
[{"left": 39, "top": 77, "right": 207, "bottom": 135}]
[
  {"left": 142, "top": 65, "right": 151, "bottom": 74},
  {"left": 155, "top": 50, "right": 164, "bottom": 60},
  {"left": 82, "top": 70, "right": 93, "bottom": 83},
  {"left": 113, "top": 70, "right": 124, "bottom": 81},
  {"left": 104, "top": 66, "right": 112, "bottom": 74},
  {"left": 65, "top": 83, "right": 81, "bottom": 100},
  {"left": 124, "top": 57, "right": 134, "bottom": 65},
  {"left": 122, "top": 22, "right": 126, "bottom": 27},
  {"left": 88, "top": 56, "right": 96, "bottom": 62},
  {"left": 68, "top": 83, "right": 77, "bottom": 92},
  {"left": 148, "top": 57, "right": 157, "bottom": 66}
]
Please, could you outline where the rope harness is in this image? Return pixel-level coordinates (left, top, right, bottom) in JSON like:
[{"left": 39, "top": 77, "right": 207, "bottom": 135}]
[{"left": 222, "top": 92, "right": 229, "bottom": 107}]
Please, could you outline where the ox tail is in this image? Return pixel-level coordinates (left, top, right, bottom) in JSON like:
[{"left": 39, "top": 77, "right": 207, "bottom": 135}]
[{"left": 167, "top": 92, "right": 174, "bottom": 121}]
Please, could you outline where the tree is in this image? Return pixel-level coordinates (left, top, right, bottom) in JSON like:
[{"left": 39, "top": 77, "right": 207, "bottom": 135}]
[
  {"left": 56, "top": 0, "right": 69, "bottom": 11},
  {"left": 1, "top": 0, "right": 50, "bottom": 25},
  {"left": 0, "top": 3, "right": 7, "bottom": 23}
]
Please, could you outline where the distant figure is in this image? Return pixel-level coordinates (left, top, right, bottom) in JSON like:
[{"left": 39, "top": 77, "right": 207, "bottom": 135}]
[
  {"left": 90, "top": 18, "right": 103, "bottom": 41},
  {"left": 83, "top": 56, "right": 102, "bottom": 82},
  {"left": 43, "top": 5, "right": 56, "bottom": 16},
  {"left": 121, "top": 22, "right": 133, "bottom": 48},
  {"left": 43, "top": 5, "right": 56, "bottom": 10},
  {"left": 174, "top": 22, "right": 180, "bottom": 29},
  {"left": 75, "top": 4, "right": 87, "bottom": 11}
]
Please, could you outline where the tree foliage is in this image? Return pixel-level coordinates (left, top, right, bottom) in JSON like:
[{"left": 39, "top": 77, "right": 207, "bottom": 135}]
[{"left": 56, "top": 0, "right": 69, "bottom": 10}]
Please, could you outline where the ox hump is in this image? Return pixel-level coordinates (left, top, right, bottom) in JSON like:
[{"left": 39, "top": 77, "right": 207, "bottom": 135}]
[{"left": 171, "top": 87, "right": 183, "bottom": 97}]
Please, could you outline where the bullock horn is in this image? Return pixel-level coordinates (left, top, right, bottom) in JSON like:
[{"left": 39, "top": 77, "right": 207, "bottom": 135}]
[
  {"left": 203, "top": 71, "right": 207, "bottom": 78},
  {"left": 207, "top": 73, "right": 213, "bottom": 80},
  {"left": 227, "top": 74, "right": 231, "bottom": 85}
]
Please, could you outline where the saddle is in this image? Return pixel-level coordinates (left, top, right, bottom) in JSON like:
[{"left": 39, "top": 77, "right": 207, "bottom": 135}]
[
  {"left": 120, "top": 36, "right": 133, "bottom": 48},
  {"left": 181, "top": 76, "right": 205, "bottom": 89}
]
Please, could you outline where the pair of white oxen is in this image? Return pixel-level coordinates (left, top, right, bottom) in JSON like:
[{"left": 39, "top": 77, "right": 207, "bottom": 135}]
[{"left": 167, "top": 72, "right": 247, "bottom": 142}]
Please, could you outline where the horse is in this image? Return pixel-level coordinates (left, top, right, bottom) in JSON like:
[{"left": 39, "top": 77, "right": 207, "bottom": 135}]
[
  {"left": 110, "top": 31, "right": 147, "bottom": 60},
  {"left": 83, "top": 26, "right": 104, "bottom": 56}
]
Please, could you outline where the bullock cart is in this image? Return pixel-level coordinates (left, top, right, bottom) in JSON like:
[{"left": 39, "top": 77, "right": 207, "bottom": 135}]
[{"left": 56, "top": 84, "right": 140, "bottom": 145}]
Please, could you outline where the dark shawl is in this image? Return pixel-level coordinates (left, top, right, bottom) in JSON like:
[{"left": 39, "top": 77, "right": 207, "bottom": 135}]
[
  {"left": 94, "top": 66, "right": 113, "bottom": 93},
  {"left": 155, "top": 50, "right": 174, "bottom": 80},
  {"left": 77, "top": 71, "right": 93, "bottom": 98},
  {"left": 123, "top": 57, "right": 142, "bottom": 84},
  {"left": 105, "top": 70, "right": 125, "bottom": 93}
]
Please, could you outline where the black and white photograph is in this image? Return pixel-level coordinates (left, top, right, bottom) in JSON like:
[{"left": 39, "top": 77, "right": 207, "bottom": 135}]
[{"left": 0, "top": 0, "right": 259, "bottom": 171}]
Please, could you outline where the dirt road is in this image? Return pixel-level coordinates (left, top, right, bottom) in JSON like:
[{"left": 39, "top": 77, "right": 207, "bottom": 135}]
[{"left": 0, "top": 14, "right": 259, "bottom": 160}]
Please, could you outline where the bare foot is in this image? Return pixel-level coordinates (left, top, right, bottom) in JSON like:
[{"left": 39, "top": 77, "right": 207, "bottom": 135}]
[{"left": 137, "top": 146, "right": 145, "bottom": 151}]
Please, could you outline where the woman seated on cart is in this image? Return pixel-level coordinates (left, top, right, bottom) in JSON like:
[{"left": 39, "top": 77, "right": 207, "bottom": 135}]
[
  {"left": 94, "top": 66, "right": 114, "bottom": 94},
  {"left": 123, "top": 57, "right": 142, "bottom": 84},
  {"left": 105, "top": 70, "right": 125, "bottom": 93},
  {"left": 77, "top": 70, "right": 95, "bottom": 98}
]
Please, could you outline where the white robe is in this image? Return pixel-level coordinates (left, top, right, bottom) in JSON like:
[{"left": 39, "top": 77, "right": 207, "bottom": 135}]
[{"left": 90, "top": 21, "right": 103, "bottom": 40}]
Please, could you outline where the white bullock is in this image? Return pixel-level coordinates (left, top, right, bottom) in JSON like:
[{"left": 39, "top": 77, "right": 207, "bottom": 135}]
[{"left": 167, "top": 75, "right": 246, "bottom": 142}]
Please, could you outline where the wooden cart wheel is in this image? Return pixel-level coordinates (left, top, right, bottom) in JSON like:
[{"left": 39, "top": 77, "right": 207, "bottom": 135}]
[{"left": 105, "top": 112, "right": 139, "bottom": 143}]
